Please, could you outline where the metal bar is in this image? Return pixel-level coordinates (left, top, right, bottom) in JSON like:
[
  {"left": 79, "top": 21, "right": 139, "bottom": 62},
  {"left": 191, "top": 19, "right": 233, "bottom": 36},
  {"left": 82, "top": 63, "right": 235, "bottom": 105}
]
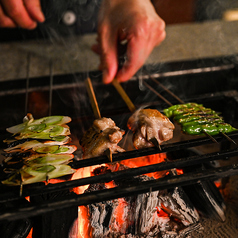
[
  {"left": 149, "top": 76, "right": 185, "bottom": 104},
  {"left": 143, "top": 81, "right": 173, "bottom": 106},
  {"left": 0, "top": 164, "right": 238, "bottom": 221},
  {"left": 142, "top": 64, "right": 235, "bottom": 80},
  {"left": 1, "top": 146, "right": 238, "bottom": 203},
  {"left": 203, "top": 131, "right": 219, "bottom": 144},
  {"left": 71, "top": 131, "right": 238, "bottom": 168},
  {"left": 48, "top": 59, "right": 53, "bottom": 116},
  {"left": 0, "top": 82, "right": 85, "bottom": 97},
  {"left": 24, "top": 53, "right": 31, "bottom": 115},
  {"left": 220, "top": 132, "right": 237, "bottom": 146}
]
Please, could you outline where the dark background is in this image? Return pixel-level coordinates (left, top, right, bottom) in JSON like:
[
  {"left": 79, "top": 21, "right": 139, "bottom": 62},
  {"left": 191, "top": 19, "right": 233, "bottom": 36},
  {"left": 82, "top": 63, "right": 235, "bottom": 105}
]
[{"left": 0, "top": 0, "right": 238, "bottom": 42}]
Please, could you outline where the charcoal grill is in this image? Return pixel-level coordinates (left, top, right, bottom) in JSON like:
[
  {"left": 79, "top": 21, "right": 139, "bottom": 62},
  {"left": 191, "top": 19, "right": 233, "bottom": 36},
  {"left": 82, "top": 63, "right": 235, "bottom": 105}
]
[{"left": 0, "top": 54, "right": 238, "bottom": 237}]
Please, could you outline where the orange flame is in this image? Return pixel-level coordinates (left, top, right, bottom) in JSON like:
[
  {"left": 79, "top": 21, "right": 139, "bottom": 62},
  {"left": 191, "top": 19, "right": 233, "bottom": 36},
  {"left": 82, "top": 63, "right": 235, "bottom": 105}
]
[{"left": 120, "top": 153, "right": 167, "bottom": 178}]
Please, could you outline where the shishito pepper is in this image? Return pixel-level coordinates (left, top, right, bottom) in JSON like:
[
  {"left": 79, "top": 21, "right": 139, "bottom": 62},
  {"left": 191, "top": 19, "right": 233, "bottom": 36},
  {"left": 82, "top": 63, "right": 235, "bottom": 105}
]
[
  {"left": 164, "top": 103, "right": 204, "bottom": 117},
  {"left": 173, "top": 110, "right": 218, "bottom": 121},
  {"left": 182, "top": 122, "right": 237, "bottom": 136},
  {"left": 164, "top": 103, "right": 237, "bottom": 136},
  {"left": 182, "top": 123, "right": 219, "bottom": 135},
  {"left": 180, "top": 117, "right": 223, "bottom": 126}
]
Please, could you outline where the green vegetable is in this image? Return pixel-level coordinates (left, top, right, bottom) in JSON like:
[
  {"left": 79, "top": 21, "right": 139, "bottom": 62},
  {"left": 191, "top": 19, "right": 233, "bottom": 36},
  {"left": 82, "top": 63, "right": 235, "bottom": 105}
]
[
  {"left": 2, "top": 114, "right": 76, "bottom": 186},
  {"left": 2, "top": 164, "right": 75, "bottom": 185},
  {"left": 25, "top": 154, "right": 74, "bottom": 166},
  {"left": 164, "top": 103, "right": 237, "bottom": 136},
  {"left": 181, "top": 117, "right": 224, "bottom": 127},
  {"left": 15, "top": 125, "right": 70, "bottom": 140},
  {"left": 163, "top": 103, "right": 203, "bottom": 117},
  {"left": 7, "top": 115, "right": 71, "bottom": 134},
  {"left": 173, "top": 110, "right": 218, "bottom": 121}
]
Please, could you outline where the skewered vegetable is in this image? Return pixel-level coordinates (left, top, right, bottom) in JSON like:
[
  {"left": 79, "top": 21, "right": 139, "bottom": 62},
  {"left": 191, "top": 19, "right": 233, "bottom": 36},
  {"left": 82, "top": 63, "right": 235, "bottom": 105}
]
[
  {"left": 164, "top": 103, "right": 237, "bottom": 136},
  {"left": 1, "top": 114, "right": 76, "bottom": 186},
  {"left": 2, "top": 164, "right": 75, "bottom": 186}
]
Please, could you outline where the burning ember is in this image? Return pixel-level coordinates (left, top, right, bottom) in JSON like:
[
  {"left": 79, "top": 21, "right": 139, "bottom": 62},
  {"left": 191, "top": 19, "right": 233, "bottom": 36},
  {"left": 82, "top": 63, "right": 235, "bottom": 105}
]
[{"left": 67, "top": 153, "right": 200, "bottom": 238}]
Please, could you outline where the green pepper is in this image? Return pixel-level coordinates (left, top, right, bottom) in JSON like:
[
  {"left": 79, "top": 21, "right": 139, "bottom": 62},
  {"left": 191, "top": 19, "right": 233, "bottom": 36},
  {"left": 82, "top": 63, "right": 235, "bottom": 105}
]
[
  {"left": 201, "top": 124, "right": 220, "bottom": 135},
  {"left": 172, "top": 106, "right": 212, "bottom": 116},
  {"left": 164, "top": 103, "right": 237, "bottom": 136},
  {"left": 182, "top": 124, "right": 203, "bottom": 135},
  {"left": 174, "top": 110, "right": 218, "bottom": 121},
  {"left": 178, "top": 115, "right": 222, "bottom": 124},
  {"left": 181, "top": 118, "right": 224, "bottom": 127},
  {"left": 216, "top": 123, "right": 238, "bottom": 133},
  {"left": 182, "top": 123, "right": 219, "bottom": 135},
  {"left": 163, "top": 103, "right": 203, "bottom": 117}
]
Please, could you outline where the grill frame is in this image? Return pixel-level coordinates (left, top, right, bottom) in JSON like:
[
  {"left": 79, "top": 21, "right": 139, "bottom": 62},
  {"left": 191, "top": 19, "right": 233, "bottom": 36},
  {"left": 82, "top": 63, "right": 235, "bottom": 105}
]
[{"left": 0, "top": 54, "right": 238, "bottom": 222}]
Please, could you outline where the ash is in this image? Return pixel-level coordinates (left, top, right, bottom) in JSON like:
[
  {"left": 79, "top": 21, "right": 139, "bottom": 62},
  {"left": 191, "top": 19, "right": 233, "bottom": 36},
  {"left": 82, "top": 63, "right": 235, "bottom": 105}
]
[{"left": 83, "top": 164, "right": 201, "bottom": 237}]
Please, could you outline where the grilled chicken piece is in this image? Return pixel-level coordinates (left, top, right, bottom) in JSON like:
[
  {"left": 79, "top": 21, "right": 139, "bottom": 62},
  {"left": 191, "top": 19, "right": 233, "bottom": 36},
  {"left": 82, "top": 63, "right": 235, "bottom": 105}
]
[
  {"left": 81, "top": 117, "right": 125, "bottom": 159},
  {"left": 127, "top": 109, "right": 175, "bottom": 149}
]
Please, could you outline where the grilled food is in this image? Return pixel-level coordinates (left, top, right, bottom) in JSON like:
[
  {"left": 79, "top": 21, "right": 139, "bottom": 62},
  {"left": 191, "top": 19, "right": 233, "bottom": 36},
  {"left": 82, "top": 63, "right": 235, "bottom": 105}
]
[
  {"left": 81, "top": 117, "right": 125, "bottom": 159},
  {"left": 127, "top": 109, "right": 175, "bottom": 149},
  {"left": 1, "top": 114, "right": 76, "bottom": 186},
  {"left": 163, "top": 103, "right": 237, "bottom": 135}
]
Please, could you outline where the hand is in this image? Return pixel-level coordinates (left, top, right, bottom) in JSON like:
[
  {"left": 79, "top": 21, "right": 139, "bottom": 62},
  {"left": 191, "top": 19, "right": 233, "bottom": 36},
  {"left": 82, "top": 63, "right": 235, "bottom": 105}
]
[
  {"left": 0, "top": 0, "right": 45, "bottom": 29},
  {"left": 92, "top": 0, "right": 166, "bottom": 84}
]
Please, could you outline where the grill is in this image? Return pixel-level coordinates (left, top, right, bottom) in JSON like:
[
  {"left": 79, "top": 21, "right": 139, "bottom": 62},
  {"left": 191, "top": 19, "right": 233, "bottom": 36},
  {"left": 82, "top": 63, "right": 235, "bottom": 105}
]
[{"left": 0, "top": 53, "right": 238, "bottom": 237}]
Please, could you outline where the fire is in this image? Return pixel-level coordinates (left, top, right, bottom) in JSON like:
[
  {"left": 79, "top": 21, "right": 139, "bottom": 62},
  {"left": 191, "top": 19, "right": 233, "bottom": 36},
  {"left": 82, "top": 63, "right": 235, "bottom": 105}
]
[
  {"left": 120, "top": 153, "right": 167, "bottom": 178},
  {"left": 77, "top": 206, "right": 91, "bottom": 238},
  {"left": 26, "top": 153, "right": 180, "bottom": 237},
  {"left": 71, "top": 165, "right": 100, "bottom": 195},
  {"left": 70, "top": 164, "right": 106, "bottom": 238},
  {"left": 26, "top": 228, "right": 33, "bottom": 238},
  {"left": 156, "top": 207, "right": 170, "bottom": 218}
]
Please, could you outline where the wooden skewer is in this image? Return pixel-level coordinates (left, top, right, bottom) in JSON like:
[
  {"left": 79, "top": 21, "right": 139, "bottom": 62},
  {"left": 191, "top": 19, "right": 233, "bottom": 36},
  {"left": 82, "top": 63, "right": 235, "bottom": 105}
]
[
  {"left": 112, "top": 79, "right": 161, "bottom": 149},
  {"left": 85, "top": 78, "right": 114, "bottom": 162},
  {"left": 112, "top": 79, "right": 136, "bottom": 113},
  {"left": 85, "top": 77, "right": 101, "bottom": 119}
]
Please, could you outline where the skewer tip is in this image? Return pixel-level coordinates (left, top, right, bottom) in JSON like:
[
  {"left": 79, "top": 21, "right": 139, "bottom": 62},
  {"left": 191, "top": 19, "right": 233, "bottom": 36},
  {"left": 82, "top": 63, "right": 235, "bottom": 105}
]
[
  {"left": 220, "top": 132, "right": 237, "bottom": 146},
  {"left": 149, "top": 137, "right": 162, "bottom": 150},
  {"left": 105, "top": 148, "right": 113, "bottom": 162},
  {"left": 202, "top": 131, "right": 219, "bottom": 144}
]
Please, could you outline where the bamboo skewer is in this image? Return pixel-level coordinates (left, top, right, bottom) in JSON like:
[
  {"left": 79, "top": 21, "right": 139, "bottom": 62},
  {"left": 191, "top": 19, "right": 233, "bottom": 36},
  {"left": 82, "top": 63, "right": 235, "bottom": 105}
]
[
  {"left": 85, "top": 77, "right": 101, "bottom": 119},
  {"left": 112, "top": 79, "right": 136, "bottom": 112},
  {"left": 85, "top": 78, "right": 113, "bottom": 162}
]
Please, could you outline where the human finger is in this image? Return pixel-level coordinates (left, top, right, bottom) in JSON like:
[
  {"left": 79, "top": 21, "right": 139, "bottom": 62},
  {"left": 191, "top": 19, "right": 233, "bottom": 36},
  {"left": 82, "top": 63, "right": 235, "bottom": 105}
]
[
  {"left": 99, "top": 26, "right": 119, "bottom": 84},
  {"left": 115, "top": 36, "right": 146, "bottom": 83},
  {"left": 91, "top": 43, "right": 101, "bottom": 55},
  {"left": 1, "top": 0, "right": 37, "bottom": 29},
  {"left": 24, "top": 0, "right": 45, "bottom": 23},
  {"left": 0, "top": 4, "right": 17, "bottom": 27},
  {"left": 116, "top": 22, "right": 166, "bottom": 82}
]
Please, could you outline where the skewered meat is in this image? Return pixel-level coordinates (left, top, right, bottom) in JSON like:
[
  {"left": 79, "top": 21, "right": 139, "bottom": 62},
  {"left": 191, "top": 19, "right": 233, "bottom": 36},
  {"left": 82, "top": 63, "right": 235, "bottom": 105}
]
[
  {"left": 127, "top": 109, "right": 175, "bottom": 149},
  {"left": 163, "top": 103, "right": 237, "bottom": 135},
  {"left": 81, "top": 117, "right": 125, "bottom": 159}
]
